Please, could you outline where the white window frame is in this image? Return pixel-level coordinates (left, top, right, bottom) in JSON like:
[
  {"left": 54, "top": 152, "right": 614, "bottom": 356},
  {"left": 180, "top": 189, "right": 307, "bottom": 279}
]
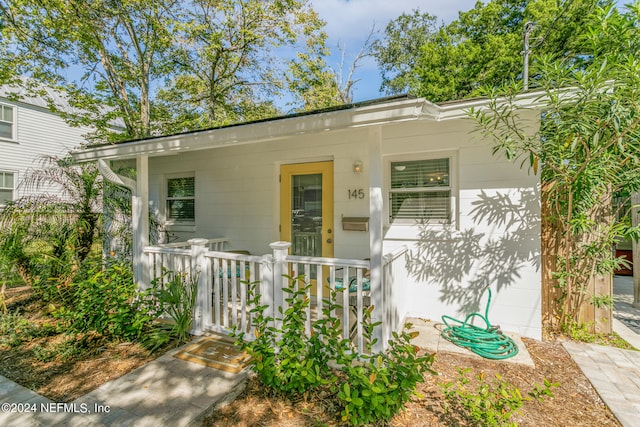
[
  {"left": 0, "top": 103, "right": 16, "bottom": 142},
  {"left": 0, "top": 171, "right": 16, "bottom": 207},
  {"left": 163, "top": 172, "right": 196, "bottom": 227},
  {"left": 385, "top": 151, "right": 458, "bottom": 227}
]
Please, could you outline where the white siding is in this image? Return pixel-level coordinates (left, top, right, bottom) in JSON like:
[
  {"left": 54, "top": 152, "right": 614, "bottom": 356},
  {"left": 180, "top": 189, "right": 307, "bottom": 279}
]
[
  {"left": 0, "top": 97, "right": 90, "bottom": 199},
  {"left": 149, "top": 126, "right": 373, "bottom": 258},
  {"left": 145, "top": 111, "right": 542, "bottom": 339},
  {"left": 380, "top": 114, "right": 542, "bottom": 339}
]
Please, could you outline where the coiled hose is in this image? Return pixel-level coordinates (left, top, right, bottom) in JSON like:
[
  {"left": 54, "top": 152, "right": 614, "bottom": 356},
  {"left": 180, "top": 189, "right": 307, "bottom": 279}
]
[{"left": 441, "top": 288, "right": 519, "bottom": 360}]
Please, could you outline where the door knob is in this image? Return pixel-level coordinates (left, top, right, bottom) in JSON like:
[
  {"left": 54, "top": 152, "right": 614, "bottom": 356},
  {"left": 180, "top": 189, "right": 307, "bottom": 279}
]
[{"left": 326, "top": 238, "right": 333, "bottom": 244}]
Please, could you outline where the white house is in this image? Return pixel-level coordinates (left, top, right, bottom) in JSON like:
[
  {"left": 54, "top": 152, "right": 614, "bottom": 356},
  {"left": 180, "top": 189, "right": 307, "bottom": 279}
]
[
  {"left": 72, "top": 94, "right": 544, "bottom": 349},
  {"left": 0, "top": 84, "right": 93, "bottom": 205}
]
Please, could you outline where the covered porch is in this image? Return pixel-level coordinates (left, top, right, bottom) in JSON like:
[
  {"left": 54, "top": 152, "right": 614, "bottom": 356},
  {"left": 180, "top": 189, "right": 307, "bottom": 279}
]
[{"left": 143, "top": 238, "right": 409, "bottom": 353}]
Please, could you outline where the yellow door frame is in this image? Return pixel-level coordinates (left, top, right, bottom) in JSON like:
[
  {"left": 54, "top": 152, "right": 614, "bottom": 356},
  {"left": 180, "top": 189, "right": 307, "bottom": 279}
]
[{"left": 280, "top": 161, "right": 334, "bottom": 259}]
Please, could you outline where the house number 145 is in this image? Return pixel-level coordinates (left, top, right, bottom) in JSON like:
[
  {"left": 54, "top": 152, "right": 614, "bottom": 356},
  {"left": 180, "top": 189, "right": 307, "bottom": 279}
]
[{"left": 348, "top": 189, "right": 365, "bottom": 199}]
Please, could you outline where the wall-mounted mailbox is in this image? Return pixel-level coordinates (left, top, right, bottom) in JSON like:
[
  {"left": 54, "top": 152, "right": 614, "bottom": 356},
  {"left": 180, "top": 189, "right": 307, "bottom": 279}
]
[{"left": 342, "top": 217, "right": 369, "bottom": 232}]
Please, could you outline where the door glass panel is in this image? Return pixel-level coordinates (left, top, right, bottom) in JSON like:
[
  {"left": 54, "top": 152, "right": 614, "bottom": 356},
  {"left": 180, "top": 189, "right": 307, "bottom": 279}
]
[{"left": 291, "top": 173, "right": 322, "bottom": 262}]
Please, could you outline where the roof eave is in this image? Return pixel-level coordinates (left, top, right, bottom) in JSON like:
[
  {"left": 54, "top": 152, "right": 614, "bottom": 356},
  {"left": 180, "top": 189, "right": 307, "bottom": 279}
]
[
  {"left": 424, "top": 89, "right": 548, "bottom": 121},
  {"left": 72, "top": 97, "right": 426, "bottom": 162}
]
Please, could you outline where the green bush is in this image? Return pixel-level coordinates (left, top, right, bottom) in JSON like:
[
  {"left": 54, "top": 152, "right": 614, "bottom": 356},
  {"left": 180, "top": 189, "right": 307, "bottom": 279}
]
[
  {"left": 441, "top": 367, "right": 558, "bottom": 427},
  {"left": 31, "top": 337, "right": 86, "bottom": 363},
  {"left": 236, "top": 276, "right": 337, "bottom": 394},
  {"left": 234, "top": 275, "right": 436, "bottom": 426},
  {"left": 143, "top": 270, "right": 198, "bottom": 351},
  {"left": 53, "top": 260, "right": 157, "bottom": 341},
  {"left": 337, "top": 323, "right": 435, "bottom": 425}
]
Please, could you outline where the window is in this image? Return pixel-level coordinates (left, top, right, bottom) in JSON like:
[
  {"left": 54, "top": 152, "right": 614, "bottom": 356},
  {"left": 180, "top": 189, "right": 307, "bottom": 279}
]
[
  {"left": 0, "top": 104, "right": 14, "bottom": 140},
  {"left": 389, "top": 157, "right": 452, "bottom": 223},
  {"left": 0, "top": 172, "right": 14, "bottom": 205},
  {"left": 166, "top": 176, "right": 195, "bottom": 222}
]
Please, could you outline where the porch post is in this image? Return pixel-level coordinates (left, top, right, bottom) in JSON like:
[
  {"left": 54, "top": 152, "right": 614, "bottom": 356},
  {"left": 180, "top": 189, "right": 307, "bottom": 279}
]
[
  {"left": 632, "top": 191, "right": 640, "bottom": 308},
  {"left": 189, "top": 238, "right": 208, "bottom": 335},
  {"left": 368, "top": 126, "right": 385, "bottom": 352},
  {"left": 270, "top": 241, "right": 291, "bottom": 329},
  {"left": 133, "top": 155, "right": 150, "bottom": 289}
]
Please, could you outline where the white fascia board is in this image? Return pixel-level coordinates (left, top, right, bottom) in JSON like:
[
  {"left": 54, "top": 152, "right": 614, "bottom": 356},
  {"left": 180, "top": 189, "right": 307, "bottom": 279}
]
[
  {"left": 424, "top": 89, "right": 550, "bottom": 121},
  {"left": 72, "top": 98, "right": 425, "bottom": 162}
]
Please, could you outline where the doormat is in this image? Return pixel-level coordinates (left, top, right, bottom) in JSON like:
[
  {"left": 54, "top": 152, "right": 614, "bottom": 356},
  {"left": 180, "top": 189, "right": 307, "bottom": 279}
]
[{"left": 173, "top": 337, "right": 251, "bottom": 373}]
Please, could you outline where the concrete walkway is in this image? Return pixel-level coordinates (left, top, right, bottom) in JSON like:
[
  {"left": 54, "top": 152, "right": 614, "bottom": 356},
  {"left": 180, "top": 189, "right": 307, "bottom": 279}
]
[
  {"left": 0, "top": 337, "right": 247, "bottom": 426},
  {"left": 561, "top": 275, "right": 640, "bottom": 427}
]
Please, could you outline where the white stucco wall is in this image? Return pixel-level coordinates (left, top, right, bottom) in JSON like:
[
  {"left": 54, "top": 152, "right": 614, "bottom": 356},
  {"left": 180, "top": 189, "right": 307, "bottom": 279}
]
[{"left": 145, "top": 111, "right": 542, "bottom": 339}]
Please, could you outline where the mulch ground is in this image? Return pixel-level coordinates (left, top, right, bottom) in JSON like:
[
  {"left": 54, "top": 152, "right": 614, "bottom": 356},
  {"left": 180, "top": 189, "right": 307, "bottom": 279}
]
[
  {"left": 0, "top": 286, "right": 174, "bottom": 402},
  {"left": 204, "top": 339, "right": 621, "bottom": 426}
]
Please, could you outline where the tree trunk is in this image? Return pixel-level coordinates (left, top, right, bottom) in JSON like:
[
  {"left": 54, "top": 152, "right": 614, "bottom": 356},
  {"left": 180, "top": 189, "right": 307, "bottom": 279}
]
[
  {"left": 541, "top": 182, "right": 563, "bottom": 334},
  {"left": 632, "top": 191, "right": 640, "bottom": 308},
  {"left": 541, "top": 182, "right": 614, "bottom": 334}
]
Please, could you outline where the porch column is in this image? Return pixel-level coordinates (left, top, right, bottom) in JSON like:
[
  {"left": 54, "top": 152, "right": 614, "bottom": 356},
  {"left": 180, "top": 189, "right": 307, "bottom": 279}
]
[
  {"left": 270, "top": 241, "right": 291, "bottom": 330},
  {"left": 632, "top": 191, "right": 640, "bottom": 308},
  {"left": 368, "top": 126, "right": 385, "bottom": 352},
  {"left": 189, "top": 238, "right": 209, "bottom": 335},
  {"left": 133, "top": 154, "right": 150, "bottom": 289}
]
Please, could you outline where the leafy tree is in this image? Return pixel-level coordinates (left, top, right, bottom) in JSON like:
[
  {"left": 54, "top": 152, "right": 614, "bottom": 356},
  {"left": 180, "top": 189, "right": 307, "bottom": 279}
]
[
  {"left": 471, "top": 3, "right": 640, "bottom": 331},
  {"left": 0, "top": 0, "right": 180, "bottom": 140},
  {"left": 285, "top": 28, "right": 344, "bottom": 111},
  {"left": 371, "top": 9, "right": 439, "bottom": 97},
  {"left": 151, "top": 0, "right": 329, "bottom": 130},
  {"left": 373, "top": 0, "right": 609, "bottom": 102},
  {"left": 0, "top": 0, "right": 332, "bottom": 138}
]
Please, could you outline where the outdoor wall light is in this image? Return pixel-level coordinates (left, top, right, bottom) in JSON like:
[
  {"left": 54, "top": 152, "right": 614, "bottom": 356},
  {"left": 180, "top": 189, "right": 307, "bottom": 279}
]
[{"left": 353, "top": 160, "right": 363, "bottom": 174}]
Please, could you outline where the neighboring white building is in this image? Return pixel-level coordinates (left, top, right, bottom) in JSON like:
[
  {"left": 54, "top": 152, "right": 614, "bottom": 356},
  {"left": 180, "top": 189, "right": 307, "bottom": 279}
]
[
  {"left": 72, "top": 94, "right": 544, "bottom": 343},
  {"left": 0, "top": 84, "right": 93, "bottom": 205}
]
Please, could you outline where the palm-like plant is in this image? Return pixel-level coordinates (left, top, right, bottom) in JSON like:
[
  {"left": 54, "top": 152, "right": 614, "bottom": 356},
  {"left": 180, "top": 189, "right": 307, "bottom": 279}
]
[{"left": 0, "top": 155, "right": 103, "bottom": 283}]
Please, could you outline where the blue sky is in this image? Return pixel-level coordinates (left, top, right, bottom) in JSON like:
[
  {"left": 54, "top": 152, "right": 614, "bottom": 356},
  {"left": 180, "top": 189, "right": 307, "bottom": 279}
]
[{"left": 309, "top": 0, "right": 480, "bottom": 102}]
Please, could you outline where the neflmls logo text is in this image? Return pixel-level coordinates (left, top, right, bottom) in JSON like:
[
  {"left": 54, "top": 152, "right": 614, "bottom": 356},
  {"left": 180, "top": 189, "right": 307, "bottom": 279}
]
[{"left": 39, "top": 403, "right": 110, "bottom": 413}]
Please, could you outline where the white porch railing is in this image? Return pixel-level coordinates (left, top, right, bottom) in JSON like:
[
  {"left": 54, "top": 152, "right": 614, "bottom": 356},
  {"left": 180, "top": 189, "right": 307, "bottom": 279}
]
[
  {"left": 157, "top": 237, "right": 228, "bottom": 251},
  {"left": 143, "top": 239, "right": 409, "bottom": 353}
]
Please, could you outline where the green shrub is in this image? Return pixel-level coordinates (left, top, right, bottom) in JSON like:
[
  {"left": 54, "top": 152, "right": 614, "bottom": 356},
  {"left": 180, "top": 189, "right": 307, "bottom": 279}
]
[
  {"left": 143, "top": 270, "right": 198, "bottom": 351},
  {"left": 0, "top": 220, "right": 37, "bottom": 286},
  {"left": 441, "top": 367, "right": 558, "bottom": 427},
  {"left": 234, "top": 275, "right": 436, "bottom": 425},
  {"left": 236, "top": 276, "right": 338, "bottom": 394},
  {"left": 32, "top": 337, "right": 85, "bottom": 362},
  {"left": 337, "top": 320, "right": 435, "bottom": 425},
  {"left": 53, "top": 260, "right": 156, "bottom": 341}
]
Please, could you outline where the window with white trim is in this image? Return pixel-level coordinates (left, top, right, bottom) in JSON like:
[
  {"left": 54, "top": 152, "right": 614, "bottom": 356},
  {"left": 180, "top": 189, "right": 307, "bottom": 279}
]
[
  {"left": 0, "top": 172, "right": 15, "bottom": 205},
  {"left": 0, "top": 104, "right": 14, "bottom": 140},
  {"left": 166, "top": 175, "right": 195, "bottom": 222},
  {"left": 389, "top": 157, "right": 453, "bottom": 223}
]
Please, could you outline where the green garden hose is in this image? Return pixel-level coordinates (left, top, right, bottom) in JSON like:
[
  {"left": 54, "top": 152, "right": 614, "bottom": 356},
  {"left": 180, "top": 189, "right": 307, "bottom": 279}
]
[{"left": 441, "top": 288, "right": 519, "bottom": 360}]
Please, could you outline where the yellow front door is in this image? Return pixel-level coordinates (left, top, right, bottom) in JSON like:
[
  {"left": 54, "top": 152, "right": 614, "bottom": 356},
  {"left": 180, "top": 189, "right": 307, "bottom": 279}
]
[{"left": 280, "top": 161, "right": 334, "bottom": 266}]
